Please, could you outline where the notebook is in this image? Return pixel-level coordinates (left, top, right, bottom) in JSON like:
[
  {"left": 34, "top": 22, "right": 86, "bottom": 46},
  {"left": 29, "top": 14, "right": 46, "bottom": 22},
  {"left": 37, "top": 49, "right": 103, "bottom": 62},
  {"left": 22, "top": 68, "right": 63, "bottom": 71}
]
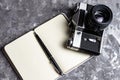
[{"left": 3, "top": 14, "right": 91, "bottom": 80}]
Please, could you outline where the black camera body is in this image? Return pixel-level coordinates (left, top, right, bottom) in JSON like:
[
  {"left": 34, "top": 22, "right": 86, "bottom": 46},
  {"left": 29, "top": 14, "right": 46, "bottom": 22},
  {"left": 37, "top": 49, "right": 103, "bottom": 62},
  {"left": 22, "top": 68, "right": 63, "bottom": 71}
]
[{"left": 66, "top": 3, "right": 113, "bottom": 55}]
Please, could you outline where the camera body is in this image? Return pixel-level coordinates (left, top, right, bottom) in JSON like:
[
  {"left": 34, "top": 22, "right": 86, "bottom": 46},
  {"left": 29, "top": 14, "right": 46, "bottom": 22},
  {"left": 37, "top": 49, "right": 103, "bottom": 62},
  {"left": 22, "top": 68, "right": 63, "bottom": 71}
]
[{"left": 66, "top": 3, "right": 113, "bottom": 55}]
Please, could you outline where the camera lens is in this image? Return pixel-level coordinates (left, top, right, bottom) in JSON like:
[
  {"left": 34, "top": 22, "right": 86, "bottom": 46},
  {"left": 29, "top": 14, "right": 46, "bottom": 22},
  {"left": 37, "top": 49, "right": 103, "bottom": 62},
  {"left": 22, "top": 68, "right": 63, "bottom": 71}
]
[
  {"left": 86, "top": 5, "right": 113, "bottom": 31},
  {"left": 94, "top": 11, "right": 105, "bottom": 23}
]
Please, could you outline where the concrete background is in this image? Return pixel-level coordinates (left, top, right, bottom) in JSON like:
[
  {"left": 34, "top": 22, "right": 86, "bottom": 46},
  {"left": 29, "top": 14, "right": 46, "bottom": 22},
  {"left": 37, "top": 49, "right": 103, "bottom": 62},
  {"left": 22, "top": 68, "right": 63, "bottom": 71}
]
[{"left": 0, "top": 0, "right": 120, "bottom": 80}]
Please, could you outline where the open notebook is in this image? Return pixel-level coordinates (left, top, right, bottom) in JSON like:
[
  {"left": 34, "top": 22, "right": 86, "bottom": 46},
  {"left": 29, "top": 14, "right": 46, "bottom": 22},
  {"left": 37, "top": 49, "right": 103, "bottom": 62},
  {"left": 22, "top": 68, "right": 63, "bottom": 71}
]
[{"left": 3, "top": 14, "right": 91, "bottom": 80}]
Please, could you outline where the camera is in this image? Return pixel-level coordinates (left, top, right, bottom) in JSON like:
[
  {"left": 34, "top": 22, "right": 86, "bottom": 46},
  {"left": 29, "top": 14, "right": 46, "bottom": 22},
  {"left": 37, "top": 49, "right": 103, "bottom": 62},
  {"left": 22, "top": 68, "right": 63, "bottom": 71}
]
[{"left": 66, "top": 3, "right": 113, "bottom": 55}]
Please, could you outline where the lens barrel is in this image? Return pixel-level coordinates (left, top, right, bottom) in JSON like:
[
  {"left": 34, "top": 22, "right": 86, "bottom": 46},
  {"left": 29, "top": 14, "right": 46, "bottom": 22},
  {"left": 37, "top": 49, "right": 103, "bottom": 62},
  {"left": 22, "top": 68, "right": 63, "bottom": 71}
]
[{"left": 86, "top": 5, "right": 113, "bottom": 31}]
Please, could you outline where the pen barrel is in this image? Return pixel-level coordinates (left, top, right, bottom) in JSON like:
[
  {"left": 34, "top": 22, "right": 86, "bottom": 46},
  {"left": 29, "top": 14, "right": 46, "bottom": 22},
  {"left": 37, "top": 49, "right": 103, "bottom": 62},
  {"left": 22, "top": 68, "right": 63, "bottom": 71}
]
[
  {"left": 34, "top": 32, "right": 52, "bottom": 57},
  {"left": 34, "top": 32, "right": 63, "bottom": 75},
  {"left": 50, "top": 57, "right": 63, "bottom": 75}
]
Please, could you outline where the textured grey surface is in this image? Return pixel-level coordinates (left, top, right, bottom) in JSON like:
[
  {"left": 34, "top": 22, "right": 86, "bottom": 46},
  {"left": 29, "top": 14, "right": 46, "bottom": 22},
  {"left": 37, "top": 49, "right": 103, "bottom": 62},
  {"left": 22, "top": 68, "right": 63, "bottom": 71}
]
[{"left": 0, "top": 0, "right": 120, "bottom": 80}]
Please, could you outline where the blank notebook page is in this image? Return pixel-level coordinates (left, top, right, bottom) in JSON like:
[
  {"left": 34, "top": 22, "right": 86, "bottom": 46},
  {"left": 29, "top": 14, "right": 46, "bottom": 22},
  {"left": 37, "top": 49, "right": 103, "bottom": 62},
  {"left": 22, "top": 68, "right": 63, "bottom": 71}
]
[
  {"left": 4, "top": 31, "right": 59, "bottom": 80},
  {"left": 34, "top": 14, "right": 91, "bottom": 73}
]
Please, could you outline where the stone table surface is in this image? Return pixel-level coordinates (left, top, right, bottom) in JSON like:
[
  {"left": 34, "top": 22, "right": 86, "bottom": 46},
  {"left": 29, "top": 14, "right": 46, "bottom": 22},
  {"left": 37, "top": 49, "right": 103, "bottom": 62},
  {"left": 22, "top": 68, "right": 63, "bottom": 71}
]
[{"left": 0, "top": 0, "right": 120, "bottom": 80}]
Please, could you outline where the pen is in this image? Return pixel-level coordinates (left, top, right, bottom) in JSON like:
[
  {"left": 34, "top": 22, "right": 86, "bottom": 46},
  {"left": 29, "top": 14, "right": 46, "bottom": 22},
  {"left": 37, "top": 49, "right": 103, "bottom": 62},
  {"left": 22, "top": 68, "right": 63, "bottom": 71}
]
[{"left": 34, "top": 32, "right": 63, "bottom": 75}]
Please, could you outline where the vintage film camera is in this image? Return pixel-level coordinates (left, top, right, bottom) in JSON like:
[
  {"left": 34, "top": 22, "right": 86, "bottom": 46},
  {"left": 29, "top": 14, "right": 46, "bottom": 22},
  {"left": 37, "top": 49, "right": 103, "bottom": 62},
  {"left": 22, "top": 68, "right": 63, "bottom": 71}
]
[{"left": 66, "top": 3, "right": 113, "bottom": 55}]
